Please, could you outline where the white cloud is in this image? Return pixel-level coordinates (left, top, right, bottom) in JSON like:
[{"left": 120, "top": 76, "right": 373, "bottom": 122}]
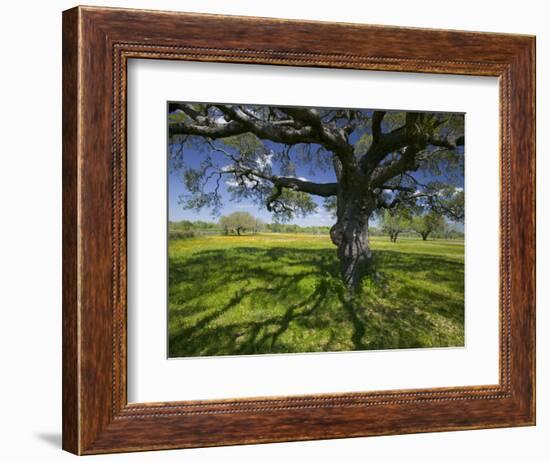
[
  {"left": 225, "top": 177, "right": 258, "bottom": 188},
  {"left": 255, "top": 153, "right": 273, "bottom": 170},
  {"left": 278, "top": 175, "right": 310, "bottom": 182}
]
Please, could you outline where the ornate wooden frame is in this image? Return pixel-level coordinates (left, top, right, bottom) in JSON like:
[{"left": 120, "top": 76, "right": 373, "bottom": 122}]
[{"left": 62, "top": 5, "right": 536, "bottom": 455}]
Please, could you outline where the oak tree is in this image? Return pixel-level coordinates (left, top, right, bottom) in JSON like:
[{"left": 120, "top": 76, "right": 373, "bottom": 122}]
[
  {"left": 169, "top": 103, "right": 464, "bottom": 291},
  {"left": 219, "top": 211, "right": 257, "bottom": 236},
  {"left": 412, "top": 211, "right": 446, "bottom": 241},
  {"left": 381, "top": 207, "right": 413, "bottom": 243}
]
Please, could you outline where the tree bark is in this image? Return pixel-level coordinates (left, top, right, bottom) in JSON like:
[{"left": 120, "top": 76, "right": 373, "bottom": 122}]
[{"left": 330, "top": 194, "right": 374, "bottom": 293}]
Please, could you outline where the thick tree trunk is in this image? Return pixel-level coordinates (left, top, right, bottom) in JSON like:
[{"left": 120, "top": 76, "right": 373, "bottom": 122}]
[{"left": 330, "top": 197, "right": 373, "bottom": 293}]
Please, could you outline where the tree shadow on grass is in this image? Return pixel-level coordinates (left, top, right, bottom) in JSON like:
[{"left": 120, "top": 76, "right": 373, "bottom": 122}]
[
  {"left": 168, "top": 245, "right": 464, "bottom": 357},
  {"left": 357, "top": 249, "right": 465, "bottom": 349}
]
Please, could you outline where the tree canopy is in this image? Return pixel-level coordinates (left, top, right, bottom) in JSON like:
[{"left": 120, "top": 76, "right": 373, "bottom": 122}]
[
  {"left": 169, "top": 104, "right": 464, "bottom": 221},
  {"left": 219, "top": 211, "right": 260, "bottom": 235},
  {"left": 381, "top": 207, "right": 413, "bottom": 243},
  {"left": 411, "top": 211, "right": 446, "bottom": 241}
]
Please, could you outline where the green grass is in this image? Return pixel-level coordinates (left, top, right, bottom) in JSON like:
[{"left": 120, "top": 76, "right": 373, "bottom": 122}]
[{"left": 168, "top": 233, "right": 464, "bottom": 357}]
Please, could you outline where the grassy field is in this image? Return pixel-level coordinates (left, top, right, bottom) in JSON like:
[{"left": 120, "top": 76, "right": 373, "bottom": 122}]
[{"left": 168, "top": 233, "right": 464, "bottom": 357}]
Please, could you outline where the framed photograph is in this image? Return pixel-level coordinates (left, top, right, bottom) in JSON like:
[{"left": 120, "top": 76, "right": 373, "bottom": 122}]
[{"left": 62, "top": 6, "right": 535, "bottom": 455}]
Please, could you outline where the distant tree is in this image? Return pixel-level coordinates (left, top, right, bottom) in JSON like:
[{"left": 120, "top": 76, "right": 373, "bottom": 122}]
[
  {"left": 253, "top": 217, "right": 265, "bottom": 234},
  {"left": 171, "top": 219, "right": 193, "bottom": 230},
  {"left": 412, "top": 211, "right": 445, "bottom": 241},
  {"left": 438, "top": 223, "right": 464, "bottom": 240},
  {"left": 219, "top": 212, "right": 257, "bottom": 236},
  {"left": 381, "top": 207, "right": 412, "bottom": 243},
  {"left": 368, "top": 226, "right": 384, "bottom": 237}
]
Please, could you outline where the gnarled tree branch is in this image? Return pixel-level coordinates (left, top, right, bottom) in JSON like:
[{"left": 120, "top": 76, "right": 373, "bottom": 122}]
[{"left": 170, "top": 103, "right": 357, "bottom": 171}]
